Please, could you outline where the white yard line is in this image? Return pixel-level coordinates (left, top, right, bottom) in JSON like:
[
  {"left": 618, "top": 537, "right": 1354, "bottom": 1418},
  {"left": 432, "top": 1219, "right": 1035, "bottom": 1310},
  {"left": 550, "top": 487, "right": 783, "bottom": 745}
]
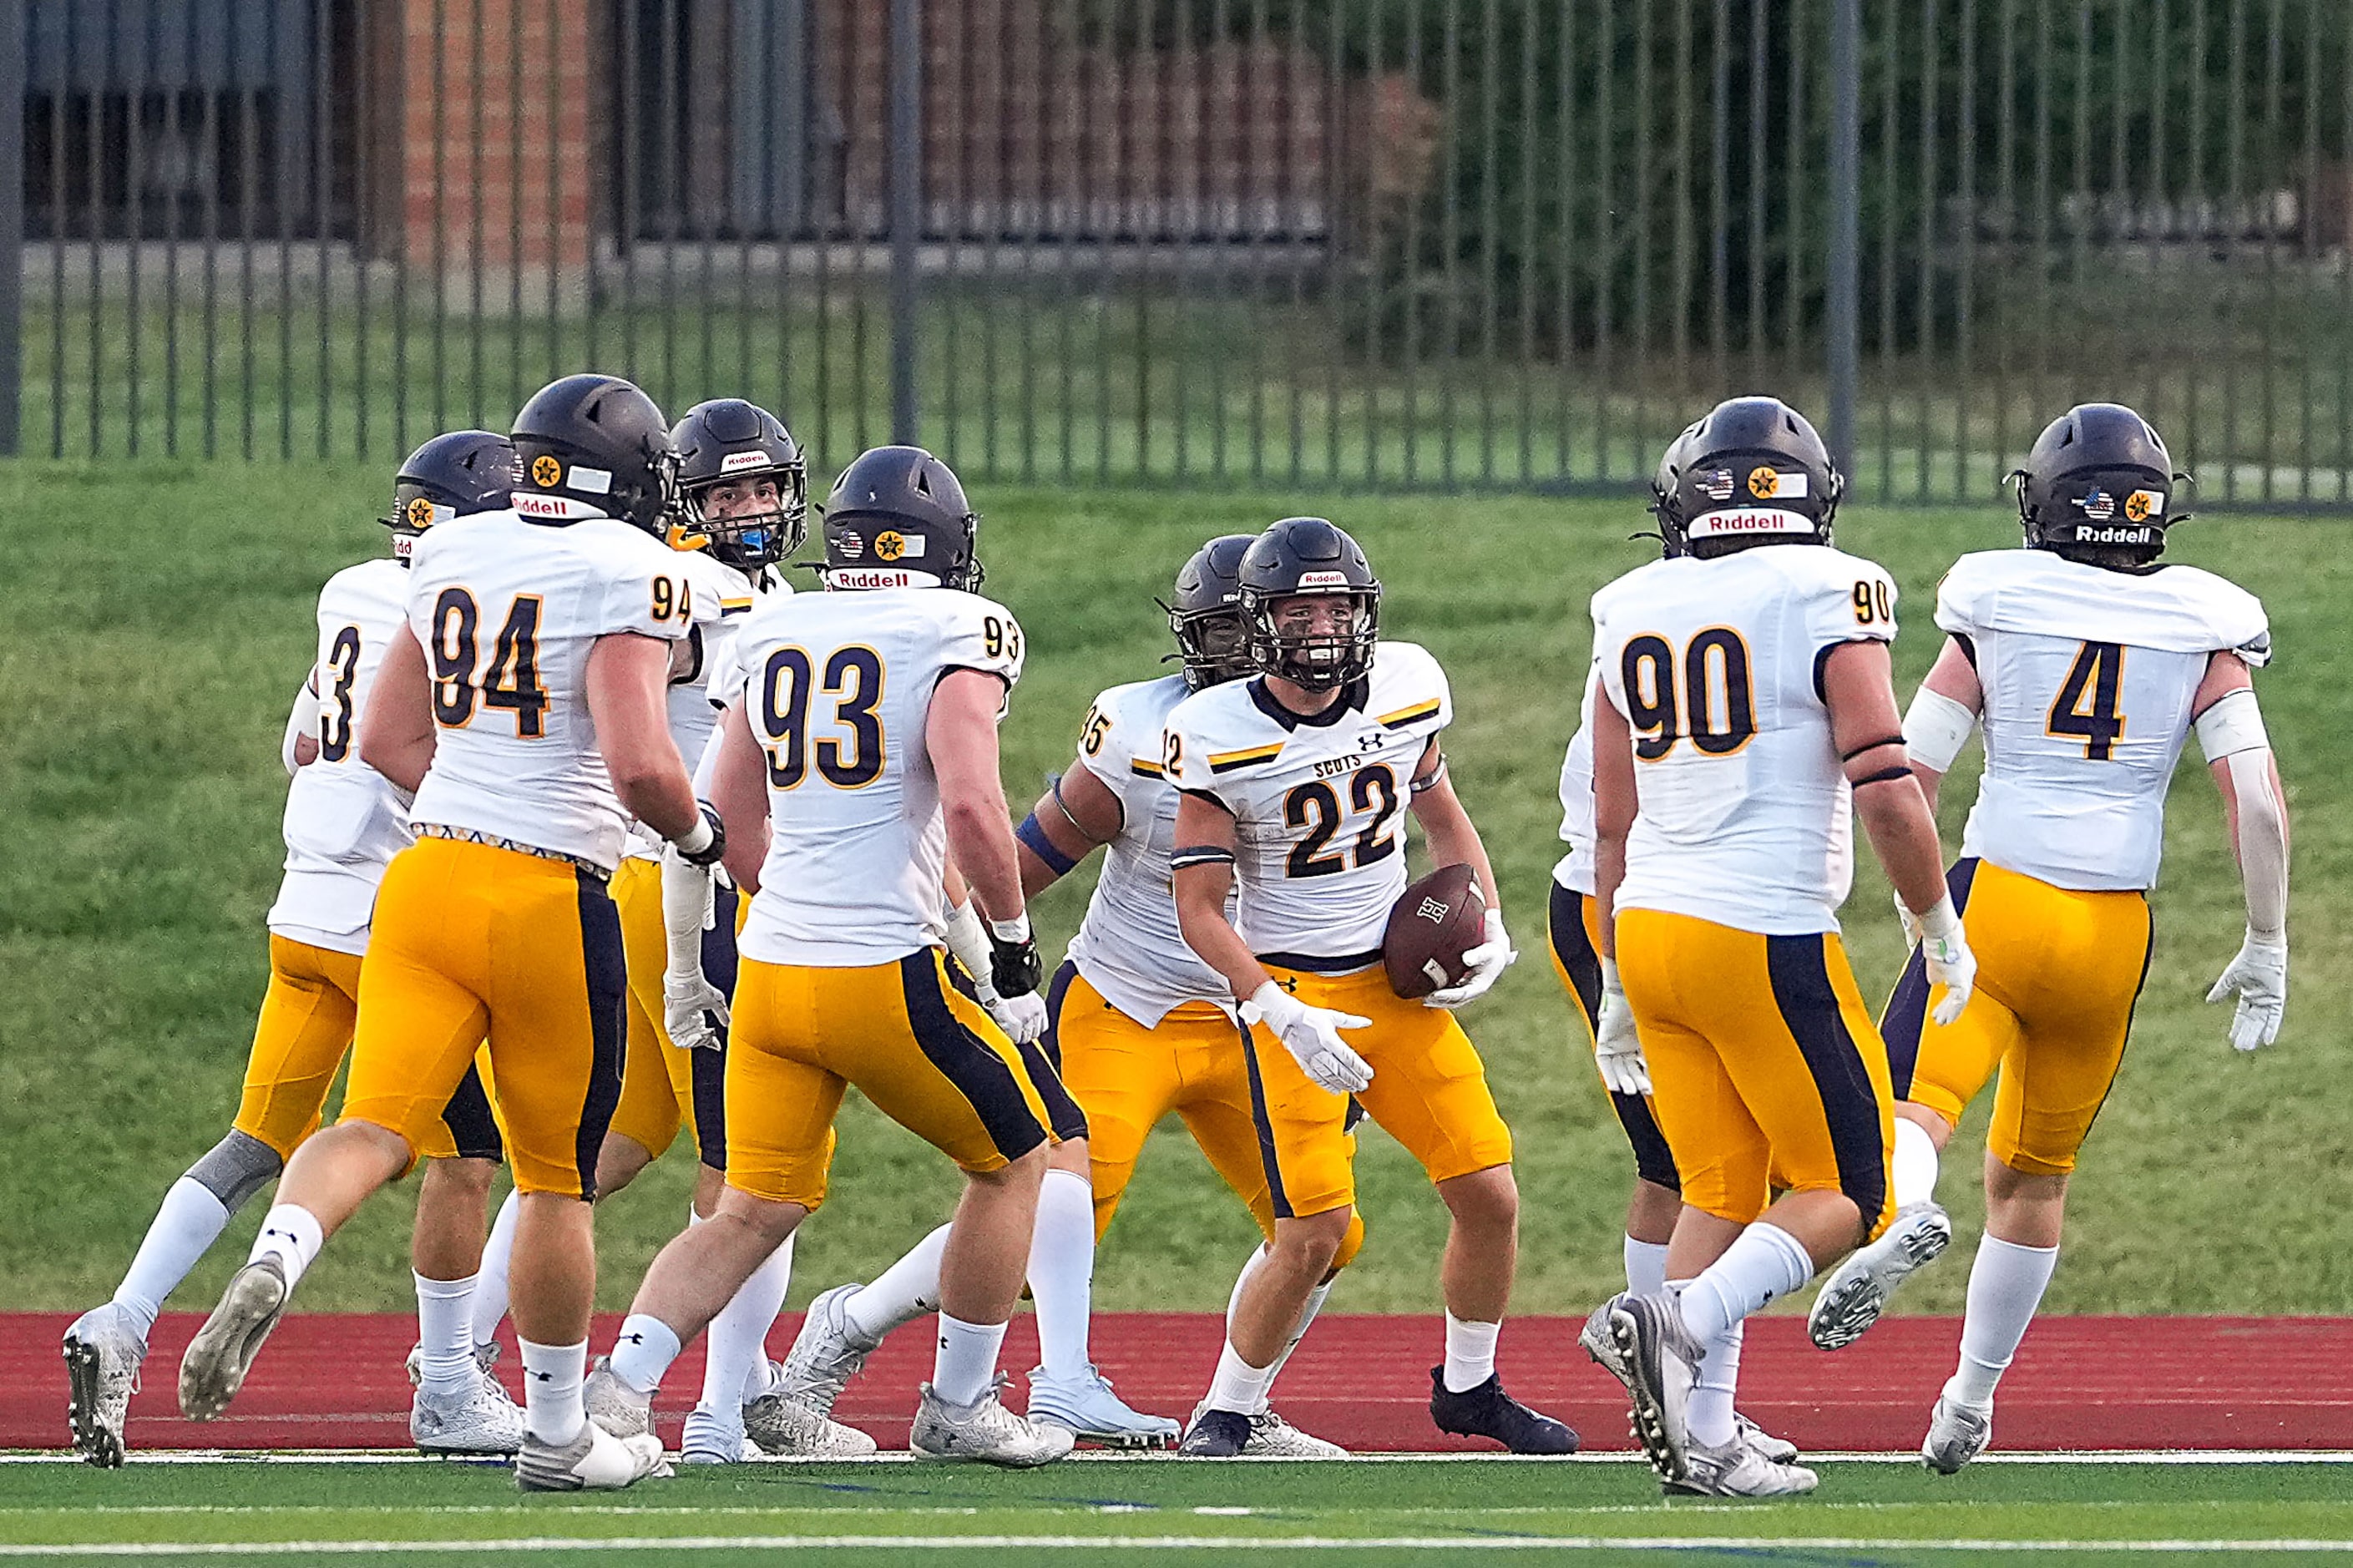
[{"left": 3, "top": 1449, "right": 2350, "bottom": 1466}]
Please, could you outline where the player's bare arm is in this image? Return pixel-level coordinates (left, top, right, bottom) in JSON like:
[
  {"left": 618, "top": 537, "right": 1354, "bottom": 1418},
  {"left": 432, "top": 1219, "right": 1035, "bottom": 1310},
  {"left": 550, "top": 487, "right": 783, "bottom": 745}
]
[
  {"left": 1824, "top": 638, "right": 1976, "bottom": 1024},
  {"left": 1169, "top": 790, "right": 1267, "bottom": 1003},
  {"left": 1588, "top": 695, "right": 1637, "bottom": 963},
  {"left": 357, "top": 623, "right": 435, "bottom": 794},
  {"left": 1404, "top": 738, "right": 1517, "bottom": 1007},
  {"left": 1017, "top": 761, "right": 1121, "bottom": 898},
  {"left": 930, "top": 668, "right": 1026, "bottom": 925},
  {"left": 1900, "top": 636, "right": 1986, "bottom": 817},
  {"left": 586, "top": 630, "right": 700, "bottom": 841},
  {"left": 705, "top": 697, "right": 769, "bottom": 894},
  {"left": 2194, "top": 650, "right": 2291, "bottom": 1049}
]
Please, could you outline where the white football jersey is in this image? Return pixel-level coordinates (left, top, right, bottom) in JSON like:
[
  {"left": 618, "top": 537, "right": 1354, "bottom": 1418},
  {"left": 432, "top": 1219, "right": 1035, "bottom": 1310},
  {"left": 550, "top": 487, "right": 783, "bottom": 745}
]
[
  {"left": 403, "top": 509, "right": 696, "bottom": 873},
  {"left": 624, "top": 554, "right": 781, "bottom": 862},
  {"left": 1062, "top": 675, "right": 1236, "bottom": 1025},
  {"left": 735, "top": 587, "right": 1027, "bottom": 967},
  {"left": 1938, "top": 549, "right": 2270, "bottom": 893},
  {"left": 1592, "top": 544, "right": 1897, "bottom": 937},
  {"left": 1552, "top": 662, "right": 1602, "bottom": 896},
  {"left": 1164, "top": 642, "right": 1450, "bottom": 969},
  {"left": 266, "top": 557, "right": 415, "bottom": 952}
]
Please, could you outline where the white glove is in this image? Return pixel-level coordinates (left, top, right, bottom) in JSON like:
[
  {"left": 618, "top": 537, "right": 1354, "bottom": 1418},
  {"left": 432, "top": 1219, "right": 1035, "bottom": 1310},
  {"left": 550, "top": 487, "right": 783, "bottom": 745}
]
[
  {"left": 976, "top": 976, "right": 1050, "bottom": 1046},
  {"left": 1913, "top": 893, "right": 1976, "bottom": 1027},
  {"left": 1244, "top": 980, "right": 1373, "bottom": 1095},
  {"left": 664, "top": 970, "right": 731, "bottom": 1052},
  {"left": 660, "top": 850, "right": 728, "bottom": 1050},
  {"left": 2206, "top": 929, "right": 2287, "bottom": 1051},
  {"left": 1426, "top": 908, "right": 1519, "bottom": 1009},
  {"left": 1591, "top": 958, "right": 1651, "bottom": 1096}
]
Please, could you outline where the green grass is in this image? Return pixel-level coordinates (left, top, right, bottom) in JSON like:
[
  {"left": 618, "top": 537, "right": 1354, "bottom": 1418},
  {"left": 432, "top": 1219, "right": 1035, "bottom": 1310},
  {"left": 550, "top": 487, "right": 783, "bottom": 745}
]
[
  {"left": 0, "top": 462, "right": 2345, "bottom": 1315},
  {"left": 2, "top": 1457, "right": 2350, "bottom": 1564}
]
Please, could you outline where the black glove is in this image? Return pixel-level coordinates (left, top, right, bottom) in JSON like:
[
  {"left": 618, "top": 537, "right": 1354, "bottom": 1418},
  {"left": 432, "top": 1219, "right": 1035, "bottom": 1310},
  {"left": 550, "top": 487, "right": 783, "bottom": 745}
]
[
  {"left": 987, "top": 916, "right": 1043, "bottom": 999},
  {"left": 672, "top": 802, "right": 728, "bottom": 868}
]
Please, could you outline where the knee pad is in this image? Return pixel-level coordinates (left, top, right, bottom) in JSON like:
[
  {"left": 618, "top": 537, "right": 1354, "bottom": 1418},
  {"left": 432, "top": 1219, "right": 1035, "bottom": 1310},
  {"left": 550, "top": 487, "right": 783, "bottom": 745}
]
[{"left": 185, "top": 1130, "right": 284, "bottom": 1211}]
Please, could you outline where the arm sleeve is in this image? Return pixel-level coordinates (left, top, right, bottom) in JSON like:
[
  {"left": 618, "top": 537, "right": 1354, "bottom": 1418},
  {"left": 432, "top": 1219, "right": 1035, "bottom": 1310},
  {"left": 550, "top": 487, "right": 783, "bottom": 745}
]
[
  {"left": 1073, "top": 690, "right": 1134, "bottom": 792},
  {"left": 936, "top": 597, "right": 1027, "bottom": 692}
]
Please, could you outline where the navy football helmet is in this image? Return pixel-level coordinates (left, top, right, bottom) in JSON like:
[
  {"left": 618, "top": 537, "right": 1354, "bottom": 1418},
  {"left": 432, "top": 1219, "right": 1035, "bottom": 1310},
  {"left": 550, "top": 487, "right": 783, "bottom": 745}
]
[
  {"left": 509, "top": 374, "right": 677, "bottom": 536},
  {"left": 1166, "top": 534, "right": 1257, "bottom": 690},
  {"left": 821, "top": 446, "right": 982, "bottom": 591},
  {"left": 1237, "top": 517, "right": 1381, "bottom": 691},
  {"left": 380, "top": 429, "right": 520, "bottom": 564},
  {"left": 1652, "top": 397, "right": 1844, "bottom": 560},
  {"left": 2012, "top": 402, "right": 2188, "bottom": 569},
  {"left": 670, "top": 398, "right": 808, "bottom": 573}
]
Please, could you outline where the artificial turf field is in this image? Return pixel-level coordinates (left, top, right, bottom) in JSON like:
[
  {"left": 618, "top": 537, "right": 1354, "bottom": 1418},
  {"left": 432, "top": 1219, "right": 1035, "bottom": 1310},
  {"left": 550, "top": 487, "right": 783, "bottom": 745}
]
[{"left": 3, "top": 1455, "right": 2351, "bottom": 1565}]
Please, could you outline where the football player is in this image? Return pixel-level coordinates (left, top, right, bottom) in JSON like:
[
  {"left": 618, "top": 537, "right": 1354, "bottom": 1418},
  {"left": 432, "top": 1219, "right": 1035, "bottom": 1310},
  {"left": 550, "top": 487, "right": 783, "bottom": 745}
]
[
  {"left": 772, "top": 537, "right": 1357, "bottom": 1455},
  {"left": 1163, "top": 516, "right": 1574, "bottom": 1458},
  {"left": 1551, "top": 495, "right": 1804, "bottom": 1474},
  {"left": 1802, "top": 404, "right": 2288, "bottom": 1475},
  {"left": 62, "top": 432, "right": 523, "bottom": 1467},
  {"left": 1579, "top": 397, "right": 1976, "bottom": 1497},
  {"left": 467, "top": 397, "right": 842, "bottom": 1464},
  {"left": 583, "top": 447, "right": 1073, "bottom": 1469},
  {"left": 175, "top": 375, "right": 718, "bottom": 1492}
]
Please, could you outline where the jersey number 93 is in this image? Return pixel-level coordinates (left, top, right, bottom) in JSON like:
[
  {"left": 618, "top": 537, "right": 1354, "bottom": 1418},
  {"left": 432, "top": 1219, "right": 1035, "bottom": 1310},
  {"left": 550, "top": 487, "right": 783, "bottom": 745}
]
[{"left": 759, "top": 645, "right": 885, "bottom": 789}]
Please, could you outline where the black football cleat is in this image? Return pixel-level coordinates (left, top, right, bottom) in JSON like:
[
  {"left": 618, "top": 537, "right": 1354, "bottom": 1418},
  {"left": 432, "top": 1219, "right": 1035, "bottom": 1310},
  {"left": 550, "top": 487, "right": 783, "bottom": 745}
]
[
  {"left": 1429, "top": 1367, "right": 1580, "bottom": 1455},
  {"left": 1176, "top": 1406, "right": 1253, "bottom": 1458}
]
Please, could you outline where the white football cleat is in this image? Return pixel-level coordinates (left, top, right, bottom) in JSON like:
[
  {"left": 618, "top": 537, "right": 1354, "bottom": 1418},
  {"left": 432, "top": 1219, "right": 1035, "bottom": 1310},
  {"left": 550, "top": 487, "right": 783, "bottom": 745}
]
[
  {"left": 62, "top": 1304, "right": 145, "bottom": 1469},
  {"left": 1736, "top": 1412, "right": 1800, "bottom": 1466},
  {"left": 514, "top": 1422, "right": 671, "bottom": 1491},
  {"left": 1185, "top": 1399, "right": 1349, "bottom": 1457},
  {"left": 1921, "top": 1394, "right": 1994, "bottom": 1474},
  {"left": 909, "top": 1378, "right": 1074, "bottom": 1468},
  {"left": 1027, "top": 1365, "right": 1179, "bottom": 1449},
  {"left": 1808, "top": 1201, "right": 1952, "bottom": 1352},
  {"left": 775, "top": 1284, "right": 880, "bottom": 1420},
  {"left": 1607, "top": 1292, "right": 1702, "bottom": 1485},
  {"left": 582, "top": 1357, "right": 654, "bottom": 1440},
  {"left": 412, "top": 1371, "right": 526, "bottom": 1455},
  {"left": 1667, "top": 1432, "right": 1820, "bottom": 1497},
  {"left": 743, "top": 1388, "right": 879, "bottom": 1457},
  {"left": 178, "top": 1260, "right": 289, "bottom": 1420},
  {"left": 680, "top": 1404, "right": 762, "bottom": 1465}
]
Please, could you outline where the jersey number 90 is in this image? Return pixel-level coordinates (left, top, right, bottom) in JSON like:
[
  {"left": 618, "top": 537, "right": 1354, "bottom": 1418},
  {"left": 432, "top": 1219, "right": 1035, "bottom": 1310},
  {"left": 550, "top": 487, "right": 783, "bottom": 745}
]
[
  {"left": 759, "top": 645, "right": 885, "bottom": 788},
  {"left": 1621, "top": 629, "right": 1757, "bottom": 760}
]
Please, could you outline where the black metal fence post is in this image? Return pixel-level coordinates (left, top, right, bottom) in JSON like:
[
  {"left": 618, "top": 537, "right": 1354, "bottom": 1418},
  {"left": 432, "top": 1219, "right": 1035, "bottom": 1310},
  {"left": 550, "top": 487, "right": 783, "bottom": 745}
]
[
  {"left": 1825, "top": 0, "right": 1862, "bottom": 481},
  {"left": 888, "top": 0, "right": 921, "bottom": 448},
  {"left": 0, "top": 0, "right": 25, "bottom": 457}
]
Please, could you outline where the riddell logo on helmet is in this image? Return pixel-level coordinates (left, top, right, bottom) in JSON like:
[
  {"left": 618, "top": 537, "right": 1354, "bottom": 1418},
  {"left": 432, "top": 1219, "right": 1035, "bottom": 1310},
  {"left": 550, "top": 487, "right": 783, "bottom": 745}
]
[
  {"left": 1297, "top": 570, "right": 1351, "bottom": 588},
  {"left": 2073, "top": 524, "right": 2157, "bottom": 544},
  {"left": 721, "top": 449, "right": 769, "bottom": 473},
  {"left": 1686, "top": 507, "right": 1813, "bottom": 538},
  {"left": 827, "top": 567, "right": 922, "bottom": 589}
]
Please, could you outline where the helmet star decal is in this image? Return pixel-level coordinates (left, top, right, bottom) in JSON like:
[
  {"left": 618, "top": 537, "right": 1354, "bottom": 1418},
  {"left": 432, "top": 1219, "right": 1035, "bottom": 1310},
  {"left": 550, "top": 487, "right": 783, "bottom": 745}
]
[
  {"left": 530, "top": 453, "right": 563, "bottom": 488},
  {"left": 874, "top": 530, "right": 907, "bottom": 562}
]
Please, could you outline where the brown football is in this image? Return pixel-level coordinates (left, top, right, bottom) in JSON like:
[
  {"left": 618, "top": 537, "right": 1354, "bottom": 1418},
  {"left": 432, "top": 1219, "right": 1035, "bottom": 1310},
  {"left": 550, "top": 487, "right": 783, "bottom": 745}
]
[{"left": 1384, "top": 862, "right": 1488, "bottom": 999}]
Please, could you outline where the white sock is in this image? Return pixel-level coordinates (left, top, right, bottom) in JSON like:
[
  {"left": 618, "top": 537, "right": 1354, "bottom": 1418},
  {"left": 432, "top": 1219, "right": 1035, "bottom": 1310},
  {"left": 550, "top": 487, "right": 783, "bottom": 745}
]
[
  {"left": 1205, "top": 1338, "right": 1274, "bottom": 1416},
  {"left": 932, "top": 1312, "right": 1007, "bottom": 1409},
  {"left": 518, "top": 1337, "right": 586, "bottom": 1446},
  {"left": 1259, "top": 1279, "right": 1333, "bottom": 1413},
  {"left": 1893, "top": 1118, "right": 1942, "bottom": 1209},
  {"left": 112, "top": 1177, "right": 235, "bottom": 1341},
  {"left": 1026, "top": 1169, "right": 1097, "bottom": 1383},
  {"left": 247, "top": 1204, "right": 324, "bottom": 1289},
  {"left": 1441, "top": 1313, "right": 1501, "bottom": 1393},
  {"left": 1946, "top": 1234, "right": 2059, "bottom": 1410},
  {"left": 1224, "top": 1244, "right": 1269, "bottom": 1332},
  {"left": 701, "top": 1232, "right": 795, "bottom": 1414},
  {"left": 470, "top": 1190, "right": 519, "bottom": 1352},
  {"left": 1683, "top": 1302, "right": 1743, "bottom": 1449},
  {"left": 608, "top": 1313, "right": 682, "bottom": 1396},
  {"left": 1676, "top": 1222, "right": 1814, "bottom": 1344},
  {"left": 846, "top": 1223, "right": 951, "bottom": 1343},
  {"left": 1622, "top": 1235, "right": 1671, "bottom": 1298},
  {"left": 413, "top": 1272, "right": 480, "bottom": 1403}
]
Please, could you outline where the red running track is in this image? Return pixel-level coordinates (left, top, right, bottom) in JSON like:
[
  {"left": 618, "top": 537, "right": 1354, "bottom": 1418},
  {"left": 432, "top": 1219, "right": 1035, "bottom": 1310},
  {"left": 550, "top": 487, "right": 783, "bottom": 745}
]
[{"left": 8, "top": 1313, "right": 2350, "bottom": 1454}]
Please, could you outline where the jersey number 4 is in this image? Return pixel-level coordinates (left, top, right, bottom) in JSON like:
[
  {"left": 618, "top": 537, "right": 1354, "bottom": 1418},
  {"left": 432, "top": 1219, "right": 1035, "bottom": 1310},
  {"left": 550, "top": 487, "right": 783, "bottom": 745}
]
[
  {"left": 2047, "top": 640, "right": 2126, "bottom": 760},
  {"left": 431, "top": 589, "right": 550, "bottom": 736},
  {"left": 759, "top": 645, "right": 885, "bottom": 788}
]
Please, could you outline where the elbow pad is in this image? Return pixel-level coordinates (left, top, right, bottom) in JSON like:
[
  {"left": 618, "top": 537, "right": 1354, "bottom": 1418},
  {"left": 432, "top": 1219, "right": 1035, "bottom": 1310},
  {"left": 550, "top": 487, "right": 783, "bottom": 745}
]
[
  {"left": 2195, "top": 688, "right": 2270, "bottom": 763},
  {"left": 1900, "top": 687, "right": 1977, "bottom": 773}
]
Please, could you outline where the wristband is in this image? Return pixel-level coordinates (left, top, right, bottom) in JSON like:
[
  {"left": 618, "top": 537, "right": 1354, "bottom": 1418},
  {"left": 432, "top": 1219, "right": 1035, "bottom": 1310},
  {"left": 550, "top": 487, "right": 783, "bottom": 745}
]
[
  {"left": 1852, "top": 763, "right": 1915, "bottom": 786},
  {"left": 1913, "top": 892, "right": 1963, "bottom": 943},
  {"left": 1171, "top": 843, "right": 1237, "bottom": 871},
  {"left": 671, "top": 802, "right": 726, "bottom": 867},
  {"left": 1015, "top": 811, "right": 1080, "bottom": 876},
  {"left": 1902, "top": 686, "right": 1978, "bottom": 772},
  {"left": 989, "top": 913, "right": 1032, "bottom": 945}
]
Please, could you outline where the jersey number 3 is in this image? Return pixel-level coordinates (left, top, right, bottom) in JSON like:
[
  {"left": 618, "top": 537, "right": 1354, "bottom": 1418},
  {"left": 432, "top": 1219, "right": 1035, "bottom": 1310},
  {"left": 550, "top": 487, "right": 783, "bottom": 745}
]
[
  {"left": 760, "top": 645, "right": 885, "bottom": 788},
  {"left": 2047, "top": 640, "right": 2127, "bottom": 760}
]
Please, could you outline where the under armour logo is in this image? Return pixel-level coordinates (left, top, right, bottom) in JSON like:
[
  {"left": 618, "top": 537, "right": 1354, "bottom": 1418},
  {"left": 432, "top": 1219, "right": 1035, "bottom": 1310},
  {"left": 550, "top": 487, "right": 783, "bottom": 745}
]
[
  {"left": 620, "top": 1333, "right": 645, "bottom": 1346},
  {"left": 1357, "top": 734, "right": 1382, "bottom": 752}
]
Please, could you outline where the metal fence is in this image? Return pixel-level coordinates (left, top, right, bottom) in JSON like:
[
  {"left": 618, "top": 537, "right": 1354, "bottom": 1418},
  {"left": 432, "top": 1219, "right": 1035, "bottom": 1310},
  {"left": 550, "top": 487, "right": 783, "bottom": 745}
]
[{"left": 19, "top": 0, "right": 2353, "bottom": 506}]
